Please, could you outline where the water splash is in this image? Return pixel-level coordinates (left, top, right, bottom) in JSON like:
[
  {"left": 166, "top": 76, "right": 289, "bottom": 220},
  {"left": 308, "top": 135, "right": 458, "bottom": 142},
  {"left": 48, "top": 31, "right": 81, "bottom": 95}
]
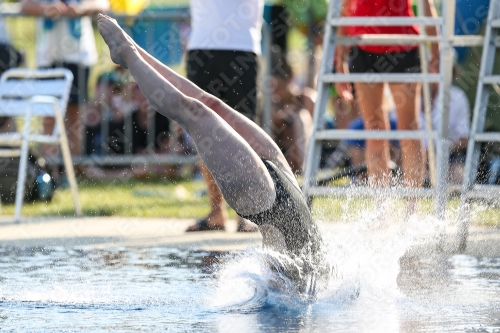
[{"left": 211, "top": 200, "right": 448, "bottom": 314}]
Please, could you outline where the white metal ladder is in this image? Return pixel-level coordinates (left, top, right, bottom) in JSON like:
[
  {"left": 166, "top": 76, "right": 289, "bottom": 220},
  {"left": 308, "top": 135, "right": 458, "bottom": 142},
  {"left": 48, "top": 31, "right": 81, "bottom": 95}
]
[
  {"left": 303, "top": 0, "right": 457, "bottom": 217},
  {"left": 456, "top": 0, "right": 500, "bottom": 251}
]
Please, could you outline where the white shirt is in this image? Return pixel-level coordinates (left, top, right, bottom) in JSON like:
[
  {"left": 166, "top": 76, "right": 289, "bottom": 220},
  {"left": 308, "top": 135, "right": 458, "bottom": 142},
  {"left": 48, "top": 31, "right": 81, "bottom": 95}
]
[
  {"left": 36, "top": 0, "right": 107, "bottom": 67},
  {"left": 420, "top": 85, "right": 471, "bottom": 146},
  {"left": 187, "top": 0, "right": 264, "bottom": 54}
]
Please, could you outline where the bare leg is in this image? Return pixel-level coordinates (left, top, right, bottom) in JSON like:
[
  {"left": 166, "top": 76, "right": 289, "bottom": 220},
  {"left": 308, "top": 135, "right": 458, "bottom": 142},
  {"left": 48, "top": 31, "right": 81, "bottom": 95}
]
[
  {"left": 389, "top": 83, "right": 425, "bottom": 188},
  {"left": 354, "top": 82, "right": 390, "bottom": 187},
  {"left": 97, "top": 14, "right": 275, "bottom": 215},
  {"left": 390, "top": 82, "right": 425, "bottom": 216},
  {"left": 98, "top": 15, "right": 296, "bottom": 185}
]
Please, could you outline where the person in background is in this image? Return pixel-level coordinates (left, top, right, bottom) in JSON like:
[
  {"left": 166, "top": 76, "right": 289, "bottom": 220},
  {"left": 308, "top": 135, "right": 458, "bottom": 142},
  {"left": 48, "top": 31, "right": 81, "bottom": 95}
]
[
  {"left": 21, "top": 0, "right": 109, "bottom": 182},
  {"left": 184, "top": 0, "right": 264, "bottom": 233},
  {"left": 420, "top": 84, "right": 470, "bottom": 185},
  {"left": 82, "top": 69, "right": 180, "bottom": 180},
  {"left": 84, "top": 70, "right": 123, "bottom": 157},
  {"left": 335, "top": 0, "right": 440, "bottom": 214},
  {"left": 82, "top": 69, "right": 135, "bottom": 179},
  {"left": 130, "top": 83, "right": 183, "bottom": 179},
  {"left": 326, "top": 82, "right": 470, "bottom": 186},
  {"left": 98, "top": 14, "right": 328, "bottom": 290},
  {"left": 271, "top": 53, "right": 314, "bottom": 173}
]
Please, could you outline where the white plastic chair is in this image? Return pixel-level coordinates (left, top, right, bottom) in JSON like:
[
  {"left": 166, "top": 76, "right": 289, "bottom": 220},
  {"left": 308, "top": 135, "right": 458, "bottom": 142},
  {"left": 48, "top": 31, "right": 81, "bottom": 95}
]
[{"left": 0, "top": 68, "right": 82, "bottom": 221}]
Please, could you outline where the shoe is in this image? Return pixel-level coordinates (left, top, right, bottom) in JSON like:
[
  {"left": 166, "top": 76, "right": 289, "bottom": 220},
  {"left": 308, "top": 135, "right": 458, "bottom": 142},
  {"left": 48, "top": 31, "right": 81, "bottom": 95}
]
[{"left": 186, "top": 218, "right": 225, "bottom": 232}]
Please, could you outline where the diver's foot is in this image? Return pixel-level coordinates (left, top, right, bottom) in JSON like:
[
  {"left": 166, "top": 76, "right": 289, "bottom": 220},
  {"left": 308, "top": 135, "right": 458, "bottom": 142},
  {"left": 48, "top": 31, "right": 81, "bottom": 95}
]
[{"left": 97, "top": 13, "right": 135, "bottom": 69}]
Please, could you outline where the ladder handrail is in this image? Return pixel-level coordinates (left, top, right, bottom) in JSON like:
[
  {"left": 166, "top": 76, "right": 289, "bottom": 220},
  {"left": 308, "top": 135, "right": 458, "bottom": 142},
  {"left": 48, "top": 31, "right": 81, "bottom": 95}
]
[
  {"left": 302, "top": 0, "right": 456, "bottom": 222},
  {"left": 456, "top": 0, "right": 500, "bottom": 252}
]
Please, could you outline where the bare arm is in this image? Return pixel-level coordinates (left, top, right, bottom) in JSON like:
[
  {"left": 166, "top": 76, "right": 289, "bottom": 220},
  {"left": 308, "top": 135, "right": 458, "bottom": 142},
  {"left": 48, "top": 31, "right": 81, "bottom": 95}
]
[
  {"left": 21, "top": 0, "right": 108, "bottom": 17},
  {"left": 21, "top": 0, "right": 67, "bottom": 17}
]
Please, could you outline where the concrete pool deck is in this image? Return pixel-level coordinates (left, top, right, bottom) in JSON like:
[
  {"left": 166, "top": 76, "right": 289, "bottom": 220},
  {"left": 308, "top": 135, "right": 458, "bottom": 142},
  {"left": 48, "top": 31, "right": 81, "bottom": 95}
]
[
  {"left": 0, "top": 216, "right": 262, "bottom": 251},
  {"left": 0, "top": 215, "right": 499, "bottom": 257}
]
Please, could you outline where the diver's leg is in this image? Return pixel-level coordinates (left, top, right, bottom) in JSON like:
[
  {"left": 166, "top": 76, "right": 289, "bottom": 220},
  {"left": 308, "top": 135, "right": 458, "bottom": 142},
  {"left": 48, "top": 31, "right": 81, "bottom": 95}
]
[
  {"left": 97, "top": 14, "right": 276, "bottom": 215},
  {"left": 97, "top": 14, "right": 295, "bottom": 184}
]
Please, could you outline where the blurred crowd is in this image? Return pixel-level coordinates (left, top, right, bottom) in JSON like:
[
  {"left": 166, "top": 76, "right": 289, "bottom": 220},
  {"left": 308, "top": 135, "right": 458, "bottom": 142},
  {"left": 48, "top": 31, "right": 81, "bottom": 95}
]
[{"left": 2, "top": 0, "right": 499, "bottom": 190}]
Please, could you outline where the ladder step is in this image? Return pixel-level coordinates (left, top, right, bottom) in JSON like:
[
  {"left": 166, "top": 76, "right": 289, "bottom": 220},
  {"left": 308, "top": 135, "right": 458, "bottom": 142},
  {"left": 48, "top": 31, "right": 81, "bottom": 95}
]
[
  {"left": 329, "top": 17, "right": 443, "bottom": 27},
  {"left": 451, "top": 35, "right": 485, "bottom": 47},
  {"left": 315, "top": 129, "right": 437, "bottom": 141},
  {"left": 27, "top": 134, "right": 59, "bottom": 144},
  {"left": 464, "top": 185, "right": 500, "bottom": 199},
  {"left": 451, "top": 36, "right": 500, "bottom": 47},
  {"left": 483, "top": 75, "right": 500, "bottom": 85},
  {"left": 305, "top": 186, "right": 436, "bottom": 198},
  {"left": 492, "top": 19, "right": 500, "bottom": 28},
  {"left": 0, "top": 149, "right": 21, "bottom": 157},
  {"left": 473, "top": 133, "right": 500, "bottom": 142},
  {"left": 321, "top": 73, "right": 441, "bottom": 83},
  {"left": 337, "top": 34, "right": 440, "bottom": 45}
]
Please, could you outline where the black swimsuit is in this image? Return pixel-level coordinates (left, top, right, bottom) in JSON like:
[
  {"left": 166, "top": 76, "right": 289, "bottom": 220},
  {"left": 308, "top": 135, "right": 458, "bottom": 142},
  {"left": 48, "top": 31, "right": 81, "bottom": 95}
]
[{"left": 238, "top": 159, "right": 322, "bottom": 257}]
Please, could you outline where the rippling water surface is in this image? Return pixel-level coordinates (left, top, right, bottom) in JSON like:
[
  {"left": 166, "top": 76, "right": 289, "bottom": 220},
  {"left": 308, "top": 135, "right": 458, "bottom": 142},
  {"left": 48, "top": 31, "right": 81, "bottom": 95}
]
[{"left": 1, "top": 217, "right": 500, "bottom": 332}]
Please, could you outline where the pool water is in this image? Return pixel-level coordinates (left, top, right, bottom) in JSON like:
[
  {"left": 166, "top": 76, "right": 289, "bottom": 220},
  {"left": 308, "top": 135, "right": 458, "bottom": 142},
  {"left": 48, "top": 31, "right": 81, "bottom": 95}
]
[{"left": 1, "top": 218, "right": 500, "bottom": 332}]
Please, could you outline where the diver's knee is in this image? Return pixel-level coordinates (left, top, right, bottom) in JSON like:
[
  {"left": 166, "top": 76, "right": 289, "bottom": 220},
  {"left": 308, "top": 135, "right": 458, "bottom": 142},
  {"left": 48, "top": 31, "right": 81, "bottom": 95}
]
[{"left": 228, "top": 183, "right": 275, "bottom": 216}]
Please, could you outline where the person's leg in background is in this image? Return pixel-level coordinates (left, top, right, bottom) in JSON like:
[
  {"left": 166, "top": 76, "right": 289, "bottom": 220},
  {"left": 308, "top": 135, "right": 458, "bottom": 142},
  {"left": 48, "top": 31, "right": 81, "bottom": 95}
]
[
  {"left": 342, "top": 115, "right": 399, "bottom": 183},
  {"left": 390, "top": 82, "right": 425, "bottom": 215},
  {"left": 390, "top": 82, "right": 425, "bottom": 188},
  {"left": 185, "top": 50, "right": 259, "bottom": 232},
  {"left": 354, "top": 82, "right": 391, "bottom": 187}
]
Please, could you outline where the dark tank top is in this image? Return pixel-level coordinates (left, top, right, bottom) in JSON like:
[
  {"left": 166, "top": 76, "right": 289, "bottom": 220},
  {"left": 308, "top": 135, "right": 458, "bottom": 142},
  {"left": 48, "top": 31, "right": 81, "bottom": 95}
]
[{"left": 238, "top": 159, "right": 322, "bottom": 257}]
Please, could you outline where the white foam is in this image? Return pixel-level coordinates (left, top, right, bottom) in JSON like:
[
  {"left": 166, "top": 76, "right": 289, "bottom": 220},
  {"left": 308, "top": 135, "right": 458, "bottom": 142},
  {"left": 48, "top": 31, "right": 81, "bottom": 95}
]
[{"left": 211, "top": 201, "right": 448, "bottom": 313}]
